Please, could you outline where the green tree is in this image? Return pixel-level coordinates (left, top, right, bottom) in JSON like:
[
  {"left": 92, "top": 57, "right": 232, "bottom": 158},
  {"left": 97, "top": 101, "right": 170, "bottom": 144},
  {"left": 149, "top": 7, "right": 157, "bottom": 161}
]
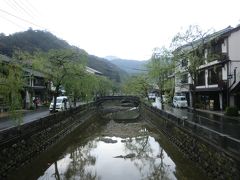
[
  {"left": 32, "top": 49, "right": 87, "bottom": 112},
  {"left": 0, "top": 59, "right": 24, "bottom": 125},
  {"left": 171, "top": 25, "right": 214, "bottom": 109},
  {"left": 95, "top": 76, "right": 113, "bottom": 97},
  {"left": 122, "top": 74, "right": 151, "bottom": 99},
  {"left": 64, "top": 73, "right": 99, "bottom": 105},
  {"left": 146, "top": 47, "right": 174, "bottom": 105}
]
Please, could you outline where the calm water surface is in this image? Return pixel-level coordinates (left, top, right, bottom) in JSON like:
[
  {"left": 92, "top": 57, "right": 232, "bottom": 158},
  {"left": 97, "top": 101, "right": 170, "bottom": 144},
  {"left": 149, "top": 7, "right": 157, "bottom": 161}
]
[{"left": 10, "top": 118, "right": 206, "bottom": 180}]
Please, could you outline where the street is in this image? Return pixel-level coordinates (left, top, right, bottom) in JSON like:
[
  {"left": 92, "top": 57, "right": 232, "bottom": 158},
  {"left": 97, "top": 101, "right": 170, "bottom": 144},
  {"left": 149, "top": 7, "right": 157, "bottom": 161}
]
[
  {"left": 0, "top": 107, "right": 50, "bottom": 131},
  {"left": 0, "top": 102, "right": 85, "bottom": 131},
  {"left": 163, "top": 104, "right": 240, "bottom": 139},
  {"left": 1, "top": 102, "right": 240, "bottom": 139}
]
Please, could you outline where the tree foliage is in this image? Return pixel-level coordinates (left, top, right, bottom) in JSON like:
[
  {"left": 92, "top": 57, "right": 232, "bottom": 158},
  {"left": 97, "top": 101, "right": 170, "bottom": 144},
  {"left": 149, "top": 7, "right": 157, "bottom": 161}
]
[
  {"left": 0, "top": 59, "right": 24, "bottom": 125},
  {"left": 122, "top": 74, "right": 151, "bottom": 99},
  {"left": 171, "top": 25, "right": 214, "bottom": 84},
  {"left": 0, "top": 29, "right": 127, "bottom": 83},
  {"left": 94, "top": 76, "right": 113, "bottom": 97},
  {"left": 31, "top": 49, "right": 87, "bottom": 111},
  {"left": 146, "top": 47, "right": 174, "bottom": 97},
  {"left": 171, "top": 25, "right": 215, "bottom": 108}
]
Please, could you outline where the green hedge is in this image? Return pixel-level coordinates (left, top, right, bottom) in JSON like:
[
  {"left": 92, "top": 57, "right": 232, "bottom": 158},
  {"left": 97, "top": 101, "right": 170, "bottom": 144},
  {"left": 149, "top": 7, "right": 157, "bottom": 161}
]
[{"left": 225, "top": 107, "right": 239, "bottom": 116}]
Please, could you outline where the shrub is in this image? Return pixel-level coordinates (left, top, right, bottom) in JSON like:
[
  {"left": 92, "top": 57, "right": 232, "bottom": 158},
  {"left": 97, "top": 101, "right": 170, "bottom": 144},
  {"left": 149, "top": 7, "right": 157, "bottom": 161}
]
[
  {"left": 29, "top": 106, "right": 35, "bottom": 110},
  {"left": 225, "top": 107, "right": 239, "bottom": 116}
]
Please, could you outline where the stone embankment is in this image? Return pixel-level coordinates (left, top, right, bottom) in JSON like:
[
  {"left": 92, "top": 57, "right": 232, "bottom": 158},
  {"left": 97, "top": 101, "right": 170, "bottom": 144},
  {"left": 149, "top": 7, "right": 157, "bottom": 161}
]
[
  {"left": 0, "top": 103, "right": 97, "bottom": 179},
  {"left": 141, "top": 103, "right": 240, "bottom": 180}
]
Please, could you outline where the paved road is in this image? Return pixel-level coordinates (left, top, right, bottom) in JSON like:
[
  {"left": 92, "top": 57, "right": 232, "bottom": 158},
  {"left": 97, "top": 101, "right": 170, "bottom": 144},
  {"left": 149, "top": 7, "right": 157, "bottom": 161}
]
[
  {"left": 163, "top": 104, "right": 240, "bottom": 139},
  {"left": 0, "top": 107, "right": 50, "bottom": 131},
  {"left": 0, "top": 102, "right": 85, "bottom": 131}
]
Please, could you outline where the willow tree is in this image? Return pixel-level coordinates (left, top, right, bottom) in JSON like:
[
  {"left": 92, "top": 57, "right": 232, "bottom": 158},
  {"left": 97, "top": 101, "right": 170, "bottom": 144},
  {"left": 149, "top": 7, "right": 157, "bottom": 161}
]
[
  {"left": 146, "top": 47, "right": 174, "bottom": 105},
  {"left": 0, "top": 58, "right": 24, "bottom": 125},
  {"left": 122, "top": 74, "right": 151, "bottom": 99},
  {"left": 171, "top": 25, "right": 214, "bottom": 109},
  {"left": 32, "top": 49, "right": 87, "bottom": 112},
  {"left": 95, "top": 76, "right": 113, "bottom": 97},
  {"left": 64, "top": 73, "right": 99, "bottom": 105}
]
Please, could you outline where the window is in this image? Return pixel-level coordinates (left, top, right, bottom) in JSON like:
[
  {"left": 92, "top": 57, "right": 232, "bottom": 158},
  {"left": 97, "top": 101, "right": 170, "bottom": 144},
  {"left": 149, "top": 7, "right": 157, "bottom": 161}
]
[
  {"left": 196, "top": 70, "right": 205, "bottom": 86},
  {"left": 34, "top": 77, "right": 45, "bottom": 86},
  {"left": 208, "top": 66, "right": 222, "bottom": 85},
  {"left": 181, "top": 74, "right": 188, "bottom": 84}
]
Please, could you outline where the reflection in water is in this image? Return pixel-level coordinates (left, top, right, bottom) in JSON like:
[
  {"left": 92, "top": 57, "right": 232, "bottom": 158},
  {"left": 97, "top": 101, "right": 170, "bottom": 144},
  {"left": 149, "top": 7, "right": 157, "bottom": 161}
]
[
  {"left": 10, "top": 118, "right": 205, "bottom": 180},
  {"left": 40, "top": 141, "right": 99, "bottom": 180},
  {"left": 38, "top": 124, "right": 177, "bottom": 180}
]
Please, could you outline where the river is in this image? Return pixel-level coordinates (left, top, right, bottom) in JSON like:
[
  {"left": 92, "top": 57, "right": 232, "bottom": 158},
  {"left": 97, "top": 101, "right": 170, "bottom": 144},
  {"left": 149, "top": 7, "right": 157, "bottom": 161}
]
[{"left": 9, "top": 116, "right": 207, "bottom": 180}]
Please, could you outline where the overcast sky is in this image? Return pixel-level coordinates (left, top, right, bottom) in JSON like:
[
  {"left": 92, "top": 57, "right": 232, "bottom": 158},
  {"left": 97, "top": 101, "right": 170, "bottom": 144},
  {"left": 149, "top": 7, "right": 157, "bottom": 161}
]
[{"left": 0, "top": 0, "right": 240, "bottom": 60}]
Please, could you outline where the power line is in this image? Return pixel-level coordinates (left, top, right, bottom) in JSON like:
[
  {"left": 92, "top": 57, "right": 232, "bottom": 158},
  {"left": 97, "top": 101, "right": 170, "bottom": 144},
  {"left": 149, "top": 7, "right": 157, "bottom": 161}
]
[
  {"left": 0, "top": 14, "right": 25, "bottom": 30},
  {"left": 0, "top": 8, "right": 45, "bottom": 29},
  {"left": 2, "top": 0, "right": 19, "bottom": 13},
  {"left": 25, "top": 0, "right": 41, "bottom": 16},
  {"left": 18, "top": 0, "right": 37, "bottom": 18},
  {"left": 11, "top": 0, "right": 35, "bottom": 19}
]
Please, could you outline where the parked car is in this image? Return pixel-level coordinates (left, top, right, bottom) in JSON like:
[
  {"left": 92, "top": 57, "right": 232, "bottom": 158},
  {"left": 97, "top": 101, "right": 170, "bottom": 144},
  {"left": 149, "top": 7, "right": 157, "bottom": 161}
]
[
  {"left": 49, "top": 96, "right": 70, "bottom": 112},
  {"left": 173, "top": 96, "right": 188, "bottom": 108},
  {"left": 148, "top": 93, "right": 156, "bottom": 100}
]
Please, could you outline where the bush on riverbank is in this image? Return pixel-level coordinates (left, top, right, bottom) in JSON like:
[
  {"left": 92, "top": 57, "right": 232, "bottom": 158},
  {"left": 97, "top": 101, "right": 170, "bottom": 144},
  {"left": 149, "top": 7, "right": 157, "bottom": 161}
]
[{"left": 225, "top": 106, "right": 239, "bottom": 116}]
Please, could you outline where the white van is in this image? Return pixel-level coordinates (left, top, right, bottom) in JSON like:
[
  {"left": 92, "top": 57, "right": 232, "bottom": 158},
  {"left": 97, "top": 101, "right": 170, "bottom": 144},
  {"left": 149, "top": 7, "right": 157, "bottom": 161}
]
[
  {"left": 173, "top": 96, "right": 188, "bottom": 108},
  {"left": 49, "top": 96, "right": 70, "bottom": 112}
]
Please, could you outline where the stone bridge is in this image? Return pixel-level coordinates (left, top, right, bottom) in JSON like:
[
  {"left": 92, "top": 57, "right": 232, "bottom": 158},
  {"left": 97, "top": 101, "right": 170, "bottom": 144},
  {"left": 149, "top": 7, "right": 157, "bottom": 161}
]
[{"left": 96, "top": 96, "right": 141, "bottom": 121}]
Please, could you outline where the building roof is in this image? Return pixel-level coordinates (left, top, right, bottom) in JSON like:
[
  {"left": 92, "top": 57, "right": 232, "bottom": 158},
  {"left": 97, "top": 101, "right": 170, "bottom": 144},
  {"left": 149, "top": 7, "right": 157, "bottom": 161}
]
[
  {"left": 23, "top": 68, "right": 45, "bottom": 78},
  {"left": 176, "top": 26, "right": 234, "bottom": 52},
  {"left": 0, "top": 54, "right": 45, "bottom": 78},
  {"left": 86, "top": 66, "right": 103, "bottom": 75},
  {"left": 0, "top": 54, "right": 11, "bottom": 63}
]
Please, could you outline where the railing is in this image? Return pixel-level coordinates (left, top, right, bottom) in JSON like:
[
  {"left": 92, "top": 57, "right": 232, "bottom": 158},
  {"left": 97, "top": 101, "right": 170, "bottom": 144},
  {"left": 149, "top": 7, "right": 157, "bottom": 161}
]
[
  {"left": 142, "top": 103, "right": 240, "bottom": 158},
  {"left": 96, "top": 96, "right": 140, "bottom": 102}
]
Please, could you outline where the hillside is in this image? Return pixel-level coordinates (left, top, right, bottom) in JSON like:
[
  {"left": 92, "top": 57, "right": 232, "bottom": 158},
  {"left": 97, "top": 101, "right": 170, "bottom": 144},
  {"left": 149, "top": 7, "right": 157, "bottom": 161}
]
[
  {"left": 0, "top": 29, "right": 128, "bottom": 82},
  {"left": 105, "top": 57, "right": 148, "bottom": 74}
]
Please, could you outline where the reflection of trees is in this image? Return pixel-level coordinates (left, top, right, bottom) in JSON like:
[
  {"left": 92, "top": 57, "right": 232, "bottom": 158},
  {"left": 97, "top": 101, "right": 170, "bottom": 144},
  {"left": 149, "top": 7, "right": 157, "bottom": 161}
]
[
  {"left": 58, "top": 139, "right": 100, "bottom": 180},
  {"left": 123, "top": 130, "right": 174, "bottom": 180}
]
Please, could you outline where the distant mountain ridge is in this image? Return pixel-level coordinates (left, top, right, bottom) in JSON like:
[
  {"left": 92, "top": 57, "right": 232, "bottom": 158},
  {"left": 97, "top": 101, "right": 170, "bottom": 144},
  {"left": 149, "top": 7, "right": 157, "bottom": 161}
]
[
  {"left": 0, "top": 29, "right": 128, "bottom": 82},
  {"left": 105, "top": 56, "right": 148, "bottom": 74}
]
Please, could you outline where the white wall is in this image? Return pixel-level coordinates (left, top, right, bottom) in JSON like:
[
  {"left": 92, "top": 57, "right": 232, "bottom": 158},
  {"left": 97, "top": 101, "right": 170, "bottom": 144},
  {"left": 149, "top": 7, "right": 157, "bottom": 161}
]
[
  {"left": 222, "top": 64, "right": 227, "bottom": 81},
  {"left": 228, "top": 29, "right": 240, "bottom": 90},
  {"left": 229, "top": 29, "right": 240, "bottom": 60},
  {"left": 221, "top": 39, "right": 227, "bottom": 54},
  {"left": 229, "top": 61, "right": 240, "bottom": 90}
]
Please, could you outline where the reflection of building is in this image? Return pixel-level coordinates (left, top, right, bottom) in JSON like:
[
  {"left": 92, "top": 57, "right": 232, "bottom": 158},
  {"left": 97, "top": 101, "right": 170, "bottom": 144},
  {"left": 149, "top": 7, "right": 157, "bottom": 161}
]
[{"left": 175, "top": 25, "right": 240, "bottom": 110}]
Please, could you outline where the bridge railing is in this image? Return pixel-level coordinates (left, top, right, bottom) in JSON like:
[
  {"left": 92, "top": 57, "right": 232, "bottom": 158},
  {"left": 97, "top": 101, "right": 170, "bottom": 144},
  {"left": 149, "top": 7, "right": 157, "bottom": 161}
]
[
  {"left": 142, "top": 103, "right": 240, "bottom": 158},
  {"left": 95, "top": 96, "right": 140, "bottom": 103}
]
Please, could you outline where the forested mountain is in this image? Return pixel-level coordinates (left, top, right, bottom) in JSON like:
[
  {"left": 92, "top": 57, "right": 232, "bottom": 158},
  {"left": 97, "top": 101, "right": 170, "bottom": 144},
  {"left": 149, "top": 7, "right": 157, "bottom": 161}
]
[
  {"left": 0, "top": 29, "right": 127, "bottom": 82},
  {"left": 105, "top": 57, "right": 148, "bottom": 74}
]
